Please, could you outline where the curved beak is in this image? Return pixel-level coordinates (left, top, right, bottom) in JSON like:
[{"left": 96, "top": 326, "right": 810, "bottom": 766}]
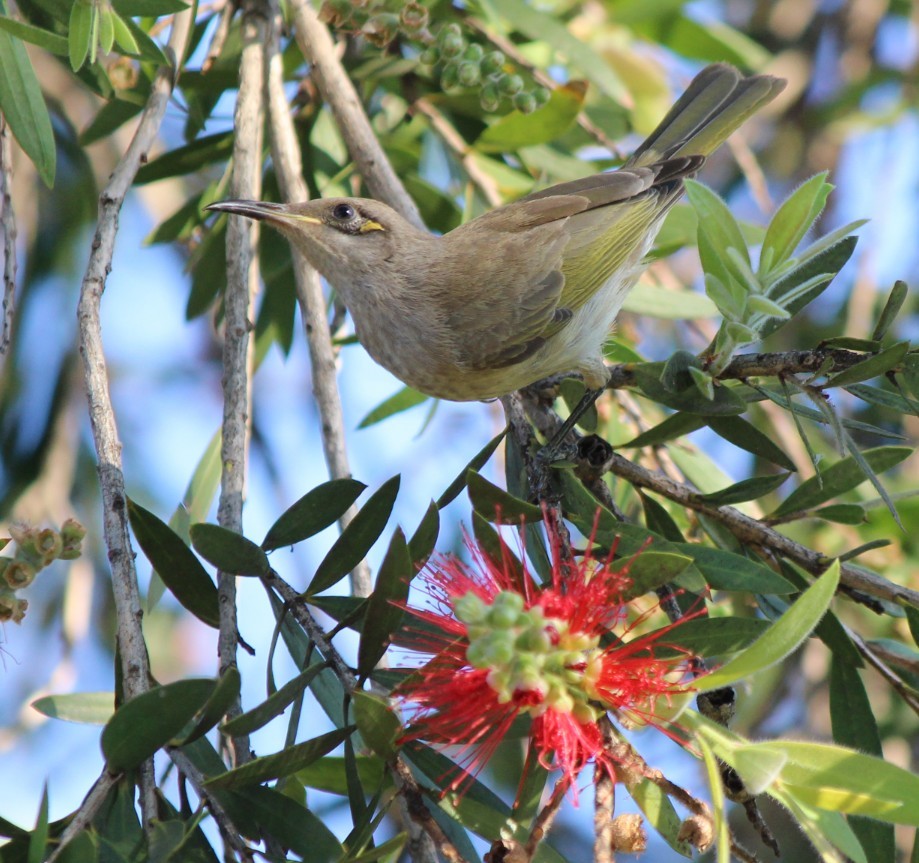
[{"left": 205, "top": 199, "right": 320, "bottom": 226}]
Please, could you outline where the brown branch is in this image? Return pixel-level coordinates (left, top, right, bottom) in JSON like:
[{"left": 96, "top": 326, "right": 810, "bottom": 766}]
[
  {"left": 581, "top": 447, "right": 919, "bottom": 610},
  {"left": 216, "top": 0, "right": 267, "bottom": 769},
  {"left": 264, "top": 5, "right": 372, "bottom": 597},
  {"left": 287, "top": 0, "right": 422, "bottom": 226},
  {"left": 75, "top": 5, "right": 193, "bottom": 834},
  {"left": 0, "top": 114, "right": 15, "bottom": 360},
  {"left": 413, "top": 98, "right": 503, "bottom": 207},
  {"left": 45, "top": 770, "right": 120, "bottom": 863},
  {"left": 523, "top": 778, "right": 569, "bottom": 860}
]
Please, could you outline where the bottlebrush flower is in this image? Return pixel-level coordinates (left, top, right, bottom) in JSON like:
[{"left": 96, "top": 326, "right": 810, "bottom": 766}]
[{"left": 395, "top": 524, "right": 696, "bottom": 797}]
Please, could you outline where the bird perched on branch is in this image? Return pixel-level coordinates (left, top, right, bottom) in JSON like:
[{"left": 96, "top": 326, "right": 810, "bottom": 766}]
[{"left": 208, "top": 63, "right": 784, "bottom": 412}]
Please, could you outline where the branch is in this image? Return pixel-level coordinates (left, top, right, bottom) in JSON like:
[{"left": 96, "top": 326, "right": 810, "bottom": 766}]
[
  {"left": 578, "top": 443, "right": 919, "bottom": 610},
  {"left": 216, "top": 0, "right": 267, "bottom": 768},
  {"left": 75, "top": 5, "right": 193, "bottom": 832},
  {"left": 45, "top": 770, "right": 120, "bottom": 863},
  {"left": 288, "top": 0, "right": 423, "bottom": 226},
  {"left": 264, "top": 5, "right": 371, "bottom": 597},
  {"left": 0, "top": 114, "right": 15, "bottom": 360}
]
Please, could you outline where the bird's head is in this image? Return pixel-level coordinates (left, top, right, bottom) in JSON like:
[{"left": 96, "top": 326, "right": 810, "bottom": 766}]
[{"left": 205, "top": 197, "right": 409, "bottom": 288}]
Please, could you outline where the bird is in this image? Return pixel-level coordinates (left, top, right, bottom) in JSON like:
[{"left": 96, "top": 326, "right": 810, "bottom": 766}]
[{"left": 207, "top": 63, "right": 784, "bottom": 416}]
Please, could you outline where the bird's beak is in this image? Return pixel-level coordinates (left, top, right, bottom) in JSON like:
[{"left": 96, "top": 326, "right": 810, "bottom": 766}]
[{"left": 205, "top": 200, "right": 321, "bottom": 226}]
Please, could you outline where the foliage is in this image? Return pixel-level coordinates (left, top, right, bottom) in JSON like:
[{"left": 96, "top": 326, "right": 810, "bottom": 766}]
[{"left": 0, "top": 0, "right": 918, "bottom": 862}]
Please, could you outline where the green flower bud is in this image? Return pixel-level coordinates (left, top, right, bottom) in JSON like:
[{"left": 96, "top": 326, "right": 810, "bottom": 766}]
[
  {"left": 533, "top": 86, "right": 551, "bottom": 107},
  {"left": 480, "top": 82, "right": 501, "bottom": 112},
  {"left": 454, "top": 591, "right": 487, "bottom": 624},
  {"left": 513, "top": 92, "right": 537, "bottom": 114},
  {"left": 419, "top": 46, "right": 439, "bottom": 66},
  {"left": 497, "top": 73, "right": 524, "bottom": 96},
  {"left": 487, "top": 590, "right": 524, "bottom": 627},
  {"left": 439, "top": 30, "right": 464, "bottom": 58},
  {"left": 481, "top": 50, "right": 505, "bottom": 76},
  {"left": 440, "top": 61, "right": 460, "bottom": 89},
  {"left": 36, "top": 529, "right": 63, "bottom": 565},
  {"left": 462, "top": 43, "right": 484, "bottom": 62},
  {"left": 0, "top": 588, "right": 28, "bottom": 624},
  {"left": 457, "top": 61, "right": 481, "bottom": 88}
]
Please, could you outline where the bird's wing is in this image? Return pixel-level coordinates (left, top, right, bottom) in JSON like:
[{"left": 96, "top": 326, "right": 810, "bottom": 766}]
[{"left": 439, "top": 162, "right": 697, "bottom": 370}]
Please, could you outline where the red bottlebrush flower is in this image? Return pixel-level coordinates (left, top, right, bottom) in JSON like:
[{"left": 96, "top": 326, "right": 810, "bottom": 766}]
[{"left": 395, "top": 524, "right": 695, "bottom": 798}]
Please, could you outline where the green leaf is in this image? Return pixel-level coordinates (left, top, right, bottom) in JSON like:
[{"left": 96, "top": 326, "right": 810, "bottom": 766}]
[
  {"left": 222, "top": 662, "right": 329, "bottom": 737},
  {"left": 760, "top": 173, "right": 832, "bottom": 273},
  {"left": 297, "top": 755, "right": 387, "bottom": 796},
  {"left": 631, "top": 364, "right": 746, "bottom": 415},
  {"left": 825, "top": 341, "right": 909, "bottom": 388},
  {"left": 488, "top": 0, "right": 629, "bottom": 102},
  {"left": 112, "top": 0, "right": 188, "bottom": 13},
  {"left": 135, "top": 132, "right": 233, "bottom": 185},
  {"left": 828, "top": 661, "right": 897, "bottom": 863},
  {"left": 621, "top": 552, "right": 693, "bottom": 599},
  {"left": 356, "top": 528, "right": 412, "bottom": 678},
  {"left": 408, "top": 500, "right": 439, "bottom": 566},
  {"left": 233, "top": 786, "right": 342, "bottom": 862},
  {"left": 697, "top": 472, "right": 790, "bottom": 505},
  {"left": 624, "top": 412, "right": 705, "bottom": 448},
  {"left": 68, "top": 0, "right": 92, "bottom": 70},
  {"left": 812, "top": 503, "right": 867, "bottom": 524},
  {"left": 467, "top": 470, "right": 543, "bottom": 522},
  {"left": 26, "top": 783, "right": 49, "bottom": 863},
  {"left": 0, "top": 26, "right": 55, "bottom": 186},
  {"left": 872, "top": 280, "right": 909, "bottom": 341},
  {"left": 175, "top": 668, "right": 241, "bottom": 746},
  {"left": 638, "top": 492, "right": 686, "bottom": 542},
  {"left": 759, "top": 236, "right": 857, "bottom": 338},
  {"left": 621, "top": 773, "right": 693, "bottom": 857},
  {"left": 708, "top": 415, "right": 797, "bottom": 471},
  {"left": 102, "top": 679, "right": 217, "bottom": 770},
  {"left": 205, "top": 727, "right": 352, "bottom": 789},
  {"left": 696, "top": 561, "right": 840, "bottom": 691},
  {"left": 351, "top": 691, "right": 401, "bottom": 760},
  {"left": 771, "top": 446, "right": 911, "bottom": 518},
  {"left": 308, "top": 475, "right": 400, "bottom": 595},
  {"left": 127, "top": 498, "right": 220, "bottom": 628},
  {"left": 31, "top": 692, "right": 114, "bottom": 724},
  {"left": 357, "top": 386, "right": 428, "bottom": 428},
  {"left": 621, "top": 283, "right": 718, "bottom": 319},
  {"left": 652, "top": 12, "right": 771, "bottom": 68},
  {"left": 262, "top": 478, "right": 367, "bottom": 551},
  {"left": 436, "top": 430, "right": 506, "bottom": 509},
  {"left": 652, "top": 616, "right": 770, "bottom": 658},
  {"left": 476, "top": 81, "right": 585, "bottom": 152},
  {"left": 0, "top": 16, "right": 68, "bottom": 54},
  {"left": 190, "top": 523, "right": 269, "bottom": 576},
  {"left": 822, "top": 336, "right": 883, "bottom": 351},
  {"left": 846, "top": 382, "right": 919, "bottom": 418},
  {"left": 685, "top": 179, "right": 750, "bottom": 271},
  {"left": 672, "top": 543, "right": 795, "bottom": 594}
]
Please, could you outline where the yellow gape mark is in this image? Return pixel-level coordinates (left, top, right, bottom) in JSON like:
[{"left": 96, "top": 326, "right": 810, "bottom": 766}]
[{"left": 359, "top": 220, "right": 385, "bottom": 233}]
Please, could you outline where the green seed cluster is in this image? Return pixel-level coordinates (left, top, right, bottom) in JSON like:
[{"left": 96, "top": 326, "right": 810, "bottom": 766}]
[
  {"left": 421, "top": 24, "right": 550, "bottom": 114},
  {"left": 455, "top": 589, "right": 601, "bottom": 722},
  {"left": 0, "top": 519, "right": 86, "bottom": 624},
  {"left": 317, "top": 3, "right": 550, "bottom": 115}
]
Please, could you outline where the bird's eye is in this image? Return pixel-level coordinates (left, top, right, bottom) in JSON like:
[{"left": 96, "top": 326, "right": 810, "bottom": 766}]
[{"left": 332, "top": 203, "right": 355, "bottom": 221}]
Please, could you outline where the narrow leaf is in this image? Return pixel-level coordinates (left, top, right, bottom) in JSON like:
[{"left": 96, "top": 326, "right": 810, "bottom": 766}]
[
  {"left": 708, "top": 415, "right": 797, "bottom": 471},
  {"left": 127, "top": 498, "right": 219, "bottom": 628},
  {"left": 467, "top": 471, "right": 543, "bottom": 522},
  {"left": 308, "top": 475, "right": 400, "bottom": 595},
  {"left": 358, "top": 386, "right": 427, "bottom": 428},
  {"left": 697, "top": 472, "right": 790, "bottom": 505},
  {"left": 356, "top": 528, "right": 412, "bottom": 678},
  {"left": 760, "top": 173, "right": 832, "bottom": 272},
  {"left": 262, "top": 478, "right": 366, "bottom": 551},
  {"left": 436, "top": 430, "right": 506, "bottom": 509},
  {"left": 31, "top": 692, "right": 114, "bottom": 725},
  {"left": 871, "top": 280, "right": 909, "bottom": 341},
  {"left": 825, "top": 341, "right": 909, "bottom": 389},
  {"left": 696, "top": 561, "right": 840, "bottom": 691},
  {"left": 770, "top": 446, "right": 911, "bottom": 517},
  {"left": 0, "top": 27, "right": 55, "bottom": 186},
  {"left": 190, "top": 523, "right": 269, "bottom": 576},
  {"left": 351, "top": 691, "right": 401, "bottom": 759}
]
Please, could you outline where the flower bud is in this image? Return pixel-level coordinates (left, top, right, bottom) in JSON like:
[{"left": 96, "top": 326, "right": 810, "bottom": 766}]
[
  {"left": 480, "top": 82, "right": 500, "bottom": 112},
  {"left": 480, "top": 50, "right": 505, "bottom": 76},
  {"left": 362, "top": 13, "right": 399, "bottom": 47},
  {"left": 0, "top": 588, "right": 28, "bottom": 624},
  {"left": 513, "top": 92, "right": 537, "bottom": 114},
  {"left": 457, "top": 61, "right": 481, "bottom": 88},
  {"left": 399, "top": 2, "right": 428, "bottom": 33},
  {"left": 36, "top": 529, "right": 64, "bottom": 565},
  {"left": 497, "top": 74, "right": 524, "bottom": 96},
  {"left": 611, "top": 814, "right": 647, "bottom": 853}
]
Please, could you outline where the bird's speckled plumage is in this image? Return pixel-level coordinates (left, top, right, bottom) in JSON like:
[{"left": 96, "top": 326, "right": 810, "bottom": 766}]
[{"left": 208, "top": 64, "right": 785, "bottom": 401}]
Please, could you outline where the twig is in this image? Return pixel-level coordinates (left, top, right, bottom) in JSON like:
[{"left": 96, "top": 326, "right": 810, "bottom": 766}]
[
  {"left": 593, "top": 757, "right": 615, "bottom": 863},
  {"left": 216, "top": 0, "right": 267, "bottom": 769},
  {"left": 201, "top": 0, "right": 236, "bottom": 74},
  {"left": 727, "top": 136, "right": 773, "bottom": 213},
  {"left": 287, "top": 0, "right": 423, "bottom": 226},
  {"left": 45, "top": 770, "right": 120, "bottom": 863},
  {"left": 847, "top": 627, "right": 919, "bottom": 717},
  {"left": 580, "top": 446, "right": 919, "bottom": 610},
  {"left": 168, "top": 747, "right": 255, "bottom": 861},
  {"left": 0, "top": 114, "right": 15, "bottom": 359},
  {"left": 264, "top": 5, "right": 372, "bottom": 597},
  {"left": 75, "top": 3, "right": 193, "bottom": 834},
  {"left": 523, "top": 778, "right": 568, "bottom": 860},
  {"left": 413, "top": 98, "right": 503, "bottom": 207}
]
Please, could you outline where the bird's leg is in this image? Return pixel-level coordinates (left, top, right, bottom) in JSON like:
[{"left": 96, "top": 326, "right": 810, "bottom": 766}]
[{"left": 539, "top": 386, "right": 606, "bottom": 461}]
